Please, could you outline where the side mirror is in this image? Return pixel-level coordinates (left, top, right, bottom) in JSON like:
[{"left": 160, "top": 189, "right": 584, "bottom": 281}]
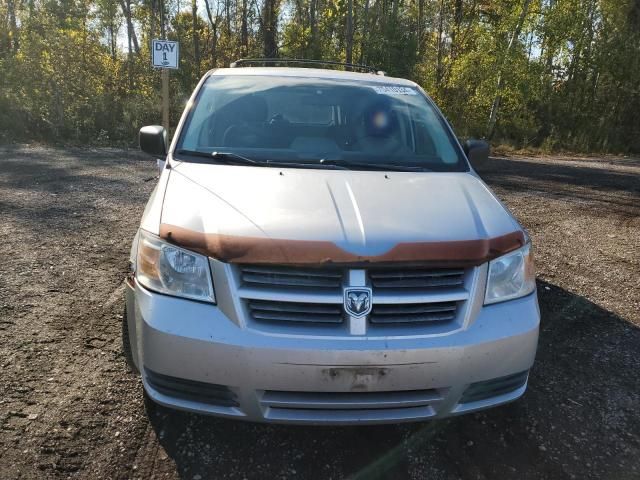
[
  {"left": 139, "top": 125, "right": 167, "bottom": 157},
  {"left": 463, "top": 139, "right": 490, "bottom": 164}
]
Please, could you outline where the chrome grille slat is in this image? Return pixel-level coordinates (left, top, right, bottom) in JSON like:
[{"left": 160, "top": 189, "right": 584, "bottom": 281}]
[
  {"left": 240, "top": 265, "right": 343, "bottom": 289},
  {"left": 370, "top": 269, "right": 465, "bottom": 279},
  {"left": 238, "top": 287, "right": 343, "bottom": 304},
  {"left": 238, "top": 286, "right": 466, "bottom": 304},
  {"left": 248, "top": 301, "right": 341, "bottom": 314},
  {"left": 248, "top": 300, "right": 343, "bottom": 324},
  {"left": 242, "top": 266, "right": 342, "bottom": 278},
  {"left": 242, "top": 273, "right": 340, "bottom": 288},
  {"left": 372, "top": 278, "right": 464, "bottom": 288},
  {"left": 370, "top": 268, "right": 465, "bottom": 289},
  {"left": 370, "top": 300, "right": 458, "bottom": 325},
  {"left": 370, "top": 313, "right": 456, "bottom": 324},
  {"left": 372, "top": 303, "right": 457, "bottom": 315},
  {"left": 252, "top": 312, "right": 342, "bottom": 323}
]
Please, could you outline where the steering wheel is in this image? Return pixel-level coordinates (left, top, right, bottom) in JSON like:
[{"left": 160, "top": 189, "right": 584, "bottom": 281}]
[{"left": 268, "top": 113, "right": 289, "bottom": 125}]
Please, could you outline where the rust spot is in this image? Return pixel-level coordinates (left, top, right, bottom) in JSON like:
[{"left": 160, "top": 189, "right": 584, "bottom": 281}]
[{"left": 159, "top": 223, "right": 525, "bottom": 266}]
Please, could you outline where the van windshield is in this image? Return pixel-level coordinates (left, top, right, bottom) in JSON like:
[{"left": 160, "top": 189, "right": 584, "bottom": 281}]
[{"left": 176, "top": 75, "right": 467, "bottom": 172}]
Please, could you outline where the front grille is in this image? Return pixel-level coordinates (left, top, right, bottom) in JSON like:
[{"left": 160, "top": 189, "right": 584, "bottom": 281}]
[
  {"left": 236, "top": 264, "right": 470, "bottom": 333},
  {"left": 145, "top": 368, "right": 239, "bottom": 407},
  {"left": 248, "top": 299, "right": 343, "bottom": 324},
  {"left": 369, "top": 267, "right": 465, "bottom": 289},
  {"left": 459, "top": 371, "right": 529, "bottom": 404},
  {"left": 260, "top": 389, "right": 444, "bottom": 422},
  {"left": 240, "top": 265, "right": 343, "bottom": 289},
  {"left": 370, "top": 301, "right": 458, "bottom": 324}
]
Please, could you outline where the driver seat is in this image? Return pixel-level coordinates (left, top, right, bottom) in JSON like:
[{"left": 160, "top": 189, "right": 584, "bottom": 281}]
[{"left": 222, "top": 96, "right": 268, "bottom": 147}]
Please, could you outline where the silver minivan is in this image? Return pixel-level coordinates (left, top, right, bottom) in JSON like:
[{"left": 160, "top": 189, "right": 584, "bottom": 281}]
[{"left": 124, "top": 60, "right": 539, "bottom": 424}]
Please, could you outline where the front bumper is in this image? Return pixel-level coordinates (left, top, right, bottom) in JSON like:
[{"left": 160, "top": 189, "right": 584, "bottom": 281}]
[{"left": 126, "top": 280, "right": 539, "bottom": 425}]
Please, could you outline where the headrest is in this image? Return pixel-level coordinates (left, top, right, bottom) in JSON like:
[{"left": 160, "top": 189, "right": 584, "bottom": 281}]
[
  {"left": 231, "top": 95, "right": 268, "bottom": 123},
  {"left": 361, "top": 98, "right": 399, "bottom": 137}
]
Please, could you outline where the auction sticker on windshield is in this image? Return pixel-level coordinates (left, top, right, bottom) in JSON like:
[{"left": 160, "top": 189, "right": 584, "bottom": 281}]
[{"left": 372, "top": 86, "right": 417, "bottom": 95}]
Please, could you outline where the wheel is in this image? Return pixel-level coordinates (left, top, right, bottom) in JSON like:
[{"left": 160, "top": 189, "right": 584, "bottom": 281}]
[{"left": 122, "top": 304, "right": 139, "bottom": 373}]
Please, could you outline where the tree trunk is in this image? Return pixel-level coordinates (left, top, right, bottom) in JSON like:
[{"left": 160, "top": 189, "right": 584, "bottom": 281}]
[
  {"left": 451, "top": 0, "right": 463, "bottom": 59},
  {"left": 7, "top": 0, "right": 19, "bottom": 52},
  {"left": 436, "top": 0, "right": 445, "bottom": 89},
  {"left": 150, "top": 0, "right": 157, "bottom": 44},
  {"left": 108, "top": 0, "right": 118, "bottom": 62},
  {"left": 262, "top": 0, "right": 279, "bottom": 57},
  {"left": 241, "top": 0, "right": 249, "bottom": 56},
  {"left": 417, "top": 0, "right": 424, "bottom": 56},
  {"left": 119, "top": 0, "right": 139, "bottom": 54},
  {"left": 309, "top": 0, "right": 319, "bottom": 58},
  {"left": 109, "top": 22, "right": 117, "bottom": 59},
  {"left": 117, "top": 0, "right": 137, "bottom": 87},
  {"left": 204, "top": 0, "right": 219, "bottom": 65},
  {"left": 359, "top": 0, "right": 370, "bottom": 63},
  {"left": 346, "top": 0, "right": 354, "bottom": 64},
  {"left": 192, "top": 0, "right": 200, "bottom": 77},
  {"left": 212, "top": 22, "right": 218, "bottom": 66},
  {"left": 486, "top": 0, "right": 532, "bottom": 139},
  {"left": 159, "top": 0, "right": 166, "bottom": 38}
]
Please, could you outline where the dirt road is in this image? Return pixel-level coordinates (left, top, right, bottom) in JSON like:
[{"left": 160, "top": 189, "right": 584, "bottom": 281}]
[{"left": 1, "top": 145, "right": 638, "bottom": 479}]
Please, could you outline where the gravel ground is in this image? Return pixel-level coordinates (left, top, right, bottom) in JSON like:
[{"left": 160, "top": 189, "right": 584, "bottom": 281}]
[{"left": 0, "top": 145, "right": 638, "bottom": 480}]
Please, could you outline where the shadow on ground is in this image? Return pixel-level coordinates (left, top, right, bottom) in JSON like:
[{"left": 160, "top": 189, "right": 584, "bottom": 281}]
[
  {"left": 0, "top": 145, "right": 153, "bottom": 235},
  {"left": 473, "top": 156, "right": 639, "bottom": 214},
  {"left": 146, "top": 281, "right": 640, "bottom": 480}
]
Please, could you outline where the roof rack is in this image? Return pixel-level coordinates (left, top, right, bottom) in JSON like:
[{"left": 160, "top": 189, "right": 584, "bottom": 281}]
[{"left": 229, "top": 58, "right": 386, "bottom": 75}]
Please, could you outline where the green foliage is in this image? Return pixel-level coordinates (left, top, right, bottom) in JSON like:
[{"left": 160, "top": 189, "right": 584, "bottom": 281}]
[{"left": 0, "top": 0, "right": 638, "bottom": 152}]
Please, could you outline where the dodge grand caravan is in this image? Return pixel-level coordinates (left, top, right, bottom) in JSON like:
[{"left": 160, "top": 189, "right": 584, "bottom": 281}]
[{"left": 123, "top": 60, "right": 539, "bottom": 424}]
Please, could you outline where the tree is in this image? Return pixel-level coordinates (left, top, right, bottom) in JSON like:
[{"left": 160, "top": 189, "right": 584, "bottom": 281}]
[
  {"left": 262, "top": 0, "right": 280, "bottom": 57},
  {"left": 0, "top": 0, "right": 638, "bottom": 153},
  {"left": 486, "top": 0, "right": 533, "bottom": 139}
]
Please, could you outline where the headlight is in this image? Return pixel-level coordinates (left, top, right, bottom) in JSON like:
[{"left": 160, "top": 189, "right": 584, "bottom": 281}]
[
  {"left": 485, "top": 243, "right": 535, "bottom": 305},
  {"left": 136, "top": 229, "right": 215, "bottom": 303}
]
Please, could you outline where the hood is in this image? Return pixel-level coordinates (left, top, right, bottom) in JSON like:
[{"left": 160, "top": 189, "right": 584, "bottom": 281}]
[{"left": 159, "top": 162, "right": 524, "bottom": 265}]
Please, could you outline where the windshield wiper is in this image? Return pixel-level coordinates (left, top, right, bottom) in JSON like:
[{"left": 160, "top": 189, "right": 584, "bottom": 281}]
[
  {"left": 176, "top": 150, "right": 350, "bottom": 170},
  {"left": 175, "top": 150, "right": 425, "bottom": 171},
  {"left": 318, "top": 159, "right": 430, "bottom": 172},
  {"left": 176, "top": 149, "right": 263, "bottom": 166}
]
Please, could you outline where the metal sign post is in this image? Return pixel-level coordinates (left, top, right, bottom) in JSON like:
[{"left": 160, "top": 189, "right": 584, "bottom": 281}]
[
  {"left": 152, "top": 39, "right": 179, "bottom": 135},
  {"left": 161, "top": 69, "right": 169, "bottom": 133}
]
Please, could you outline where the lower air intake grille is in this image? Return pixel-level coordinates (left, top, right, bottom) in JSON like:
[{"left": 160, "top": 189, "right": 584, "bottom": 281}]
[
  {"left": 262, "top": 389, "right": 442, "bottom": 409},
  {"left": 460, "top": 371, "right": 529, "bottom": 404},
  {"left": 370, "top": 301, "right": 458, "bottom": 324},
  {"left": 145, "top": 368, "right": 238, "bottom": 407},
  {"left": 248, "top": 300, "right": 344, "bottom": 324},
  {"left": 260, "top": 389, "right": 444, "bottom": 422}
]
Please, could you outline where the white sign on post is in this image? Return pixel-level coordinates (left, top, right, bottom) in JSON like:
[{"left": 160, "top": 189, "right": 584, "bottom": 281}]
[{"left": 152, "top": 39, "right": 179, "bottom": 69}]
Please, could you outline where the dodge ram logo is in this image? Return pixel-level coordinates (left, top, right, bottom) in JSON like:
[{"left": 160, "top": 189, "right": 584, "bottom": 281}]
[{"left": 344, "top": 287, "right": 372, "bottom": 318}]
